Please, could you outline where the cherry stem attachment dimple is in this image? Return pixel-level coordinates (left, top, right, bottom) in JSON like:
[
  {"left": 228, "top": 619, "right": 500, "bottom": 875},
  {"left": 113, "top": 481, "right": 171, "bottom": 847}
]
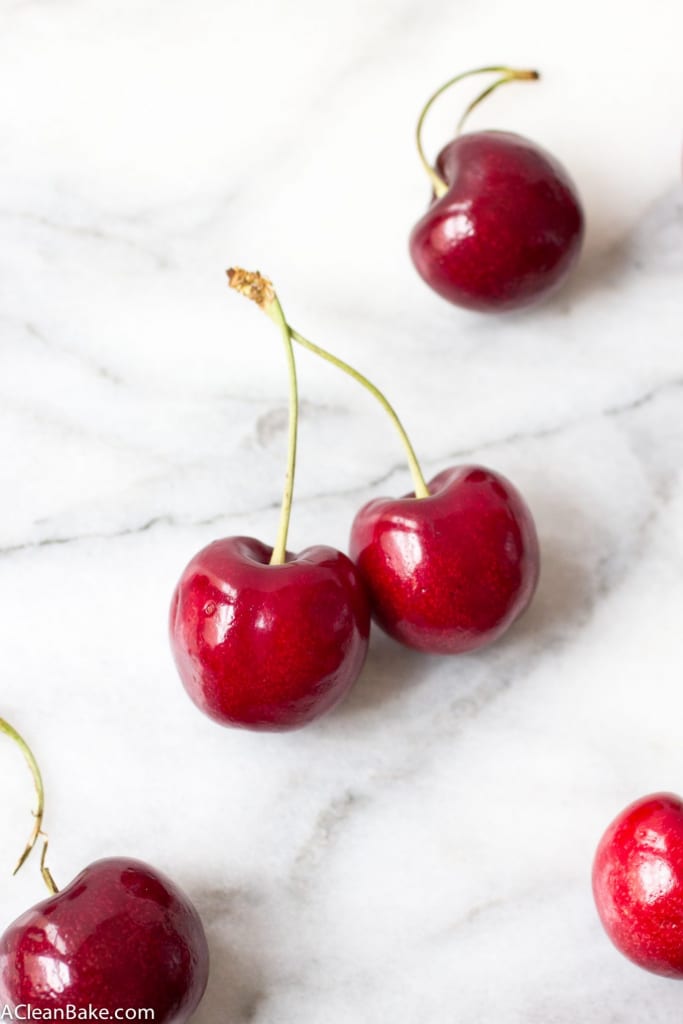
[
  {"left": 416, "top": 65, "right": 540, "bottom": 198},
  {"left": 0, "top": 717, "right": 58, "bottom": 894},
  {"left": 226, "top": 269, "right": 299, "bottom": 565},
  {"left": 288, "top": 329, "right": 429, "bottom": 499}
]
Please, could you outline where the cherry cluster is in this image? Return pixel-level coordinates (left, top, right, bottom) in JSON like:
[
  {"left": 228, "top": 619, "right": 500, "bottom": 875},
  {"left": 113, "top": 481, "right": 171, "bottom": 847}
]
[
  {"left": 170, "top": 267, "right": 540, "bottom": 730},
  {"left": 0, "top": 65, "right": 679, "bottom": 1021}
]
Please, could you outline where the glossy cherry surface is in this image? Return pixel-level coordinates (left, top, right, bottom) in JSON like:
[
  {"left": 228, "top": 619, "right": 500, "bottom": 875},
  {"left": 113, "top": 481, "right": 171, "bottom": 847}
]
[
  {"left": 593, "top": 793, "right": 683, "bottom": 977},
  {"left": 350, "top": 465, "right": 539, "bottom": 654},
  {"left": 0, "top": 858, "right": 209, "bottom": 1021},
  {"left": 170, "top": 536, "right": 370, "bottom": 730},
  {"left": 410, "top": 130, "right": 584, "bottom": 312}
]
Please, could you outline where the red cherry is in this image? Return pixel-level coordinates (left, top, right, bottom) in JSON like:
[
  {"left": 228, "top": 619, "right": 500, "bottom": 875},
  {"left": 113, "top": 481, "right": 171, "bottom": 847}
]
[
  {"left": 593, "top": 793, "right": 683, "bottom": 978},
  {"left": 170, "top": 536, "right": 370, "bottom": 729},
  {"left": 169, "top": 271, "right": 370, "bottom": 731},
  {"left": 410, "top": 131, "right": 584, "bottom": 312},
  {"left": 349, "top": 465, "right": 539, "bottom": 653},
  {"left": 409, "top": 66, "right": 584, "bottom": 312},
  {"left": 0, "top": 858, "right": 209, "bottom": 1020},
  {"left": 0, "top": 720, "right": 209, "bottom": 1022}
]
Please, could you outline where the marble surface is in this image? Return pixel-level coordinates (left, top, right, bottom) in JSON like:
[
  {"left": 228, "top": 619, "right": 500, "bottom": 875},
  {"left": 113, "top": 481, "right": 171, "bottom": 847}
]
[{"left": 1, "top": 0, "right": 683, "bottom": 1020}]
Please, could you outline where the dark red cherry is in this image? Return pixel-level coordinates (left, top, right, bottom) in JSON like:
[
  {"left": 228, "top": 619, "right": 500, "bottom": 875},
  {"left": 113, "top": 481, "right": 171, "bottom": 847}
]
[
  {"left": 0, "top": 858, "right": 209, "bottom": 1021},
  {"left": 593, "top": 793, "right": 683, "bottom": 977},
  {"left": 349, "top": 465, "right": 539, "bottom": 654},
  {"left": 410, "top": 130, "right": 584, "bottom": 312},
  {"left": 170, "top": 536, "right": 370, "bottom": 730}
]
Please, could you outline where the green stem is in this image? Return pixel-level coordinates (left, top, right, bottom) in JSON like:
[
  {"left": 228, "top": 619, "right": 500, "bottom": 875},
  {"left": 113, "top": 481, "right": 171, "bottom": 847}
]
[
  {"left": 40, "top": 839, "right": 58, "bottom": 895},
  {"left": 0, "top": 717, "right": 58, "bottom": 894},
  {"left": 226, "top": 269, "right": 299, "bottom": 564},
  {"left": 416, "top": 65, "right": 540, "bottom": 198},
  {"left": 456, "top": 68, "right": 539, "bottom": 135},
  {"left": 227, "top": 268, "right": 429, "bottom": 501},
  {"left": 263, "top": 297, "right": 299, "bottom": 565},
  {"left": 289, "top": 329, "right": 429, "bottom": 499}
]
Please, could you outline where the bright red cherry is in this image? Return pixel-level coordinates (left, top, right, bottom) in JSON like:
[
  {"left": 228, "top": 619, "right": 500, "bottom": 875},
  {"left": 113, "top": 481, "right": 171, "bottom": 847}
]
[
  {"left": 0, "top": 858, "right": 209, "bottom": 1021},
  {"left": 350, "top": 465, "right": 539, "bottom": 653},
  {"left": 0, "top": 719, "right": 209, "bottom": 1022},
  {"left": 593, "top": 793, "right": 683, "bottom": 978},
  {"left": 409, "top": 66, "right": 584, "bottom": 312},
  {"left": 170, "top": 536, "right": 369, "bottom": 729},
  {"left": 169, "top": 270, "right": 370, "bottom": 731}
]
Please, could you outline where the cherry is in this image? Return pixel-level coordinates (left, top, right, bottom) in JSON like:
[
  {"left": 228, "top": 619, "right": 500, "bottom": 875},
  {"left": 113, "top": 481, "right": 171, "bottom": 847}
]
[
  {"left": 169, "top": 271, "right": 370, "bottom": 730},
  {"left": 350, "top": 466, "right": 539, "bottom": 653},
  {"left": 0, "top": 720, "right": 209, "bottom": 1021},
  {"left": 270, "top": 297, "right": 540, "bottom": 654},
  {"left": 409, "top": 65, "right": 585, "bottom": 312},
  {"left": 593, "top": 793, "right": 683, "bottom": 977},
  {"left": 170, "top": 535, "right": 369, "bottom": 729},
  {"left": 0, "top": 859, "right": 209, "bottom": 1020}
]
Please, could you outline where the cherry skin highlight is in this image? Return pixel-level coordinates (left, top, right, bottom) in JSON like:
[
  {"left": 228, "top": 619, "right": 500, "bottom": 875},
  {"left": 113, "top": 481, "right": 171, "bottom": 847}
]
[
  {"left": 170, "top": 536, "right": 370, "bottom": 730},
  {"left": 349, "top": 465, "right": 539, "bottom": 654},
  {"left": 410, "top": 130, "right": 584, "bottom": 312},
  {"left": 0, "top": 858, "right": 209, "bottom": 1022},
  {"left": 593, "top": 793, "right": 683, "bottom": 977}
]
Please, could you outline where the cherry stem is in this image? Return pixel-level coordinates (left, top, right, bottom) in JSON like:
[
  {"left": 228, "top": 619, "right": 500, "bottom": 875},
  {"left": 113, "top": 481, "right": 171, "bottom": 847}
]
[
  {"left": 416, "top": 65, "right": 540, "bottom": 198},
  {"left": 288, "top": 329, "right": 430, "bottom": 499},
  {"left": 226, "top": 269, "right": 299, "bottom": 564},
  {"left": 40, "top": 840, "right": 58, "bottom": 895},
  {"left": 0, "top": 717, "right": 58, "bottom": 894}
]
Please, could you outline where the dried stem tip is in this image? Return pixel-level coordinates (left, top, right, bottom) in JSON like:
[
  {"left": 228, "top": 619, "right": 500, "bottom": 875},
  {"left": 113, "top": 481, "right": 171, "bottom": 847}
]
[{"left": 226, "top": 268, "right": 275, "bottom": 311}]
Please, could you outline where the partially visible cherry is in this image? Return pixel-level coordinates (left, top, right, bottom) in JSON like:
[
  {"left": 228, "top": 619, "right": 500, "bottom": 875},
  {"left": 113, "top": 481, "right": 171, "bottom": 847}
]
[
  {"left": 0, "top": 858, "right": 209, "bottom": 1020},
  {"left": 278, "top": 302, "right": 540, "bottom": 654},
  {"left": 169, "top": 271, "right": 370, "bottom": 730},
  {"left": 0, "top": 719, "right": 209, "bottom": 1022},
  {"left": 409, "top": 65, "right": 584, "bottom": 312},
  {"left": 350, "top": 465, "right": 539, "bottom": 653},
  {"left": 593, "top": 793, "right": 683, "bottom": 977}
]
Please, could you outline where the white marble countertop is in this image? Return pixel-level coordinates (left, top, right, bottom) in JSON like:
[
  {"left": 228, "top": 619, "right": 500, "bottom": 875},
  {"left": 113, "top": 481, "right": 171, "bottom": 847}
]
[{"left": 1, "top": 0, "right": 683, "bottom": 1020}]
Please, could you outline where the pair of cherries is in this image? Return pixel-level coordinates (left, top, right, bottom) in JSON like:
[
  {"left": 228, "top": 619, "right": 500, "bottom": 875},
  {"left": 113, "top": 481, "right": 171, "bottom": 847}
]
[{"left": 169, "top": 269, "right": 540, "bottom": 731}]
